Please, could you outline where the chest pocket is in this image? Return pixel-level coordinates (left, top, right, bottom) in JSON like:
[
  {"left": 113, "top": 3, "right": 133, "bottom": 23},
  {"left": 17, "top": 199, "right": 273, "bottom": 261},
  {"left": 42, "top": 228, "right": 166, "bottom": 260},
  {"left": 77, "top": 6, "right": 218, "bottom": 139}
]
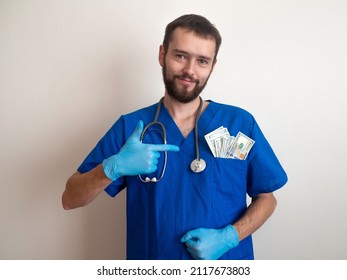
[{"left": 212, "top": 158, "right": 248, "bottom": 208}]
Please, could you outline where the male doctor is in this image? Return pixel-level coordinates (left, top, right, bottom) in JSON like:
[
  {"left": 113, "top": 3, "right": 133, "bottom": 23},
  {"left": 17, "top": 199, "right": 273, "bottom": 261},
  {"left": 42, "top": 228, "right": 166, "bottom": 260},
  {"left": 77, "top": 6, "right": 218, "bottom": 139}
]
[{"left": 62, "top": 14, "right": 287, "bottom": 260}]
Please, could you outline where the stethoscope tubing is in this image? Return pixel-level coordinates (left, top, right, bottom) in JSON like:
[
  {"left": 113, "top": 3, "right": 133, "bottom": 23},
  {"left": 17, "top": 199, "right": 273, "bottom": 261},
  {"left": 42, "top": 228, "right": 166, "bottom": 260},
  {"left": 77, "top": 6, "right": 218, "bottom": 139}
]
[{"left": 139, "top": 97, "right": 205, "bottom": 183}]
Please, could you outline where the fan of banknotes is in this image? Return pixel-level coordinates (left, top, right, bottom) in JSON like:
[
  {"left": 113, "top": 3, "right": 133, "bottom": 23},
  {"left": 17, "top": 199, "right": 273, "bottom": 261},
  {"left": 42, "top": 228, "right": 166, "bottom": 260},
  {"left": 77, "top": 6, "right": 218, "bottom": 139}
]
[{"left": 204, "top": 127, "right": 255, "bottom": 160}]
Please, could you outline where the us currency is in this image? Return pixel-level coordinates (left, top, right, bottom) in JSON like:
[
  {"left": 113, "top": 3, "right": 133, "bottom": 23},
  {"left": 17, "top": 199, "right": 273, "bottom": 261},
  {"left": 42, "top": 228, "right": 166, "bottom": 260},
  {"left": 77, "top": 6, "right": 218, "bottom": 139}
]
[
  {"left": 204, "top": 127, "right": 230, "bottom": 157},
  {"left": 205, "top": 128, "right": 255, "bottom": 159},
  {"left": 223, "top": 135, "right": 236, "bottom": 158},
  {"left": 231, "top": 132, "right": 255, "bottom": 160}
]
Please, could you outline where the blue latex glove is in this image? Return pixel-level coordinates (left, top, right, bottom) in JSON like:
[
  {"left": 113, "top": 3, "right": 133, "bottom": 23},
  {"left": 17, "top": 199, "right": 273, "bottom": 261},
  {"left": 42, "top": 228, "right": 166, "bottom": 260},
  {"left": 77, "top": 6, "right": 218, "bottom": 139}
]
[
  {"left": 181, "top": 225, "right": 239, "bottom": 260},
  {"left": 102, "top": 120, "right": 179, "bottom": 181}
]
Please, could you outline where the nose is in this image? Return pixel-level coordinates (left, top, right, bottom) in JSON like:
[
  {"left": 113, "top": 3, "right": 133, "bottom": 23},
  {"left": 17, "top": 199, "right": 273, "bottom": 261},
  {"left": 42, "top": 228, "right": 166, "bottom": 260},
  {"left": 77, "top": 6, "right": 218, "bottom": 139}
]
[{"left": 182, "top": 59, "right": 195, "bottom": 76}]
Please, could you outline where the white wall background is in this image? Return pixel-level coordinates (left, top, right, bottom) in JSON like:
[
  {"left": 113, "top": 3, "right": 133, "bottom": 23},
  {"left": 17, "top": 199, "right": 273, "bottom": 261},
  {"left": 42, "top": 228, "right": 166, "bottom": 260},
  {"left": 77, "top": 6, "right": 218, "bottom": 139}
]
[{"left": 1, "top": 0, "right": 346, "bottom": 260}]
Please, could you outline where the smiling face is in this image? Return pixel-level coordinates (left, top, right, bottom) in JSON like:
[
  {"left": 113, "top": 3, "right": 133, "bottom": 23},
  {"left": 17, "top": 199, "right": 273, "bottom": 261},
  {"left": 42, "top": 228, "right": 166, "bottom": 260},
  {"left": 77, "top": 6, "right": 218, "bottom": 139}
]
[{"left": 159, "top": 27, "right": 217, "bottom": 103}]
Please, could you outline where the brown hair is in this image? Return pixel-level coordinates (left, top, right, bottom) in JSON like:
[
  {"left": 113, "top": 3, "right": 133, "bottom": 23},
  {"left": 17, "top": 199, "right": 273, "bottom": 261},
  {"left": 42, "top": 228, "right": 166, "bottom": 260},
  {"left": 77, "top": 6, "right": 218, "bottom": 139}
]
[{"left": 163, "top": 14, "right": 222, "bottom": 60}]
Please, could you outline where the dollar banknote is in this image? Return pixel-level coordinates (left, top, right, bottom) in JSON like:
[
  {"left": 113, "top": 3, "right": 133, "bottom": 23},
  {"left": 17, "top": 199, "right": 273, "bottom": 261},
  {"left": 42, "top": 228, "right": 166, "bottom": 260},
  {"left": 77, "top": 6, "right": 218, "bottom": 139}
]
[
  {"left": 204, "top": 128, "right": 255, "bottom": 159},
  {"left": 231, "top": 132, "right": 255, "bottom": 160}
]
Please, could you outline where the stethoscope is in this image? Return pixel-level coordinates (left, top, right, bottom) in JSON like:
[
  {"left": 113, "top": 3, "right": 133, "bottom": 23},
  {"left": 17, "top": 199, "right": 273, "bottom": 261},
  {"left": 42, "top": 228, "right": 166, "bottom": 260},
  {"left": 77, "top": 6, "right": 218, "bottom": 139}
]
[{"left": 139, "top": 97, "right": 206, "bottom": 183}]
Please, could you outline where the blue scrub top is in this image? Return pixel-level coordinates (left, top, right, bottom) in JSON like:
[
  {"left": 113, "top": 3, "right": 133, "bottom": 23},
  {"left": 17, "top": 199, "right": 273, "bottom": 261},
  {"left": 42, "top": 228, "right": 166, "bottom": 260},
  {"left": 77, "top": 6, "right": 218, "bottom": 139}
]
[{"left": 78, "top": 100, "right": 288, "bottom": 260}]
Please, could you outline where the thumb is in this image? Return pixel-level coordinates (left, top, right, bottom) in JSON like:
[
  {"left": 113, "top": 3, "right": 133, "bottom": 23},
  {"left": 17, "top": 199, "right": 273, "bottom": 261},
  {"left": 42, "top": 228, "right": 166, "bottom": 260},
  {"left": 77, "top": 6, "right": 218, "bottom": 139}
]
[
  {"left": 128, "top": 120, "right": 144, "bottom": 142},
  {"left": 181, "top": 229, "right": 200, "bottom": 243}
]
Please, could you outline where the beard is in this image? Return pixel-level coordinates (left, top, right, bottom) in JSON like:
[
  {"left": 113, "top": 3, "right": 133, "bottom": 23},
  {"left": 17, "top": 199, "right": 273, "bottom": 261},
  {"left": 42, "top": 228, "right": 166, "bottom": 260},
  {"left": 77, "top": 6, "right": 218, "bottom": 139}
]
[{"left": 162, "top": 63, "right": 211, "bottom": 104}]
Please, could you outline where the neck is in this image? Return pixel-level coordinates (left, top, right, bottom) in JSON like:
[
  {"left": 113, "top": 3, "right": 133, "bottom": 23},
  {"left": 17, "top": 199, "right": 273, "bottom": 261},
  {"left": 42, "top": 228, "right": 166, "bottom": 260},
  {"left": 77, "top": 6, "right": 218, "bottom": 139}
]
[
  {"left": 163, "top": 94, "right": 201, "bottom": 120},
  {"left": 162, "top": 94, "right": 207, "bottom": 138}
]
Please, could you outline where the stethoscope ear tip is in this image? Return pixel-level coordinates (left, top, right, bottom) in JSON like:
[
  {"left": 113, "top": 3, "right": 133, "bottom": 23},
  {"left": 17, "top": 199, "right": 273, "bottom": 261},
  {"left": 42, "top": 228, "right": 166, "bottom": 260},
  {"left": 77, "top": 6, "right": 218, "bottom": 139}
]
[{"left": 144, "top": 177, "right": 157, "bottom": 182}]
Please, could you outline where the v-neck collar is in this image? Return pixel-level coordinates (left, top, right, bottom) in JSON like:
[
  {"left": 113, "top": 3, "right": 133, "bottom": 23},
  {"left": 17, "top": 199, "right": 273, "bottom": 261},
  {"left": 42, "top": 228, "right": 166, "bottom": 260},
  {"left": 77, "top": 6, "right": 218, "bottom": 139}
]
[{"left": 157, "top": 100, "right": 219, "bottom": 148}]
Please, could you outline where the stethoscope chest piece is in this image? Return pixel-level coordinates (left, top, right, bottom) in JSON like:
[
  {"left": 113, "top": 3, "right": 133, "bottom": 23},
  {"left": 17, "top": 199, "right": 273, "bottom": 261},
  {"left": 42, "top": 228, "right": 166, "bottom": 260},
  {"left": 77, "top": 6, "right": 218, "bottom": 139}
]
[{"left": 190, "top": 158, "right": 206, "bottom": 173}]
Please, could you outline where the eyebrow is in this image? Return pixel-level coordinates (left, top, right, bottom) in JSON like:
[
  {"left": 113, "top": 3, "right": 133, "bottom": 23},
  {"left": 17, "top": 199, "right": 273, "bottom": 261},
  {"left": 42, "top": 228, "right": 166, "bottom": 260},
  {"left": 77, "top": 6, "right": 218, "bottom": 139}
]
[{"left": 172, "top": 48, "right": 213, "bottom": 62}]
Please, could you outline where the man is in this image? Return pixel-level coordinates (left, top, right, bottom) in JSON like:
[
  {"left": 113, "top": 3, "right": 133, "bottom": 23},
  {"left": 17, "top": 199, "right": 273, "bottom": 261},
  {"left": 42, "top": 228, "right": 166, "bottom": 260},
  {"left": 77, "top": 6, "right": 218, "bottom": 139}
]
[{"left": 62, "top": 14, "right": 287, "bottom": 260}]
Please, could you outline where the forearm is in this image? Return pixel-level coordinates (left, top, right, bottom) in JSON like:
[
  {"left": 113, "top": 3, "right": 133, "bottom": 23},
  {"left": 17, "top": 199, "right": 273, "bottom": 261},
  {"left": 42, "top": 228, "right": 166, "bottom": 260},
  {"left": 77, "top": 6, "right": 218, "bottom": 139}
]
[
  {"left": 233, "top": 193, "right": 277, "bottom": 242},
  {"left": 62, "top": 164, "right": 112, "bottom": 210},
  {"left": 62, "top": 121, "right": 179, "bottom": 210}
]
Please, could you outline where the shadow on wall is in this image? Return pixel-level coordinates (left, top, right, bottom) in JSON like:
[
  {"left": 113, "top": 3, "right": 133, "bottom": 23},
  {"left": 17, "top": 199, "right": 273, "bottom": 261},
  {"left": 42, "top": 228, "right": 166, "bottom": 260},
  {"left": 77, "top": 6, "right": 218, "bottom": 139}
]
[
  {"left": 54, "top": 125, "right": 127, "bottom": 260},
  {"left": 81, "top": 191, "right": 127, "bottom": 259},
  {"left": 60, "top": 54, "right": 134, "bottom": 259},
  {"left": 51, "top": 36, "right": 156, "bottom": 259}
]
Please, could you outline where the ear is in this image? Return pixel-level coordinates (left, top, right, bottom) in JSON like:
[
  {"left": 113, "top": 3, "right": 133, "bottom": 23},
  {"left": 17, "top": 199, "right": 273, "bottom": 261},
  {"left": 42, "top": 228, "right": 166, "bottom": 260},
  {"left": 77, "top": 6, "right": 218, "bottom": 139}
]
[{"left": 158, "top": 45, "right": 165, "bottom": 67}]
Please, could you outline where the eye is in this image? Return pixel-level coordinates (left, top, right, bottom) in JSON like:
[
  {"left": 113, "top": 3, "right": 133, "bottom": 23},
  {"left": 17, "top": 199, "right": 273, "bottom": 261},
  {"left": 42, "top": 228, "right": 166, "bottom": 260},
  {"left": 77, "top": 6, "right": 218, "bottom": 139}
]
[
  {"left": 198, "top": 59, "right": 209, "bottom": 66},
  {"left": 175, "top": 54, "right": 186, "bottom": 60}
]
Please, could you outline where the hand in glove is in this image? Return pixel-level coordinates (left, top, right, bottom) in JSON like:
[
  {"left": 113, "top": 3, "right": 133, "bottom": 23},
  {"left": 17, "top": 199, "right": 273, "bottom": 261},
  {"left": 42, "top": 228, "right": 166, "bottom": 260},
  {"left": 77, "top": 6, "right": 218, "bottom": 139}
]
[
  {"left": 181, "top": 225, "right": 239, "bottom": 260},
  {"left": 102, "top": 120, "right": 179, "bottom": 181}
]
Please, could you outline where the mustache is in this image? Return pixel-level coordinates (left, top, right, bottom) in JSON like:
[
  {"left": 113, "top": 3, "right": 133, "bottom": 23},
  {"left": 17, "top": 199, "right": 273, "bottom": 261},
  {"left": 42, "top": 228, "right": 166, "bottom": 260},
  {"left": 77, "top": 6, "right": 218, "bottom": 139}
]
[{"left": 173, "top": 74, "right": 200, "bottom": 84}]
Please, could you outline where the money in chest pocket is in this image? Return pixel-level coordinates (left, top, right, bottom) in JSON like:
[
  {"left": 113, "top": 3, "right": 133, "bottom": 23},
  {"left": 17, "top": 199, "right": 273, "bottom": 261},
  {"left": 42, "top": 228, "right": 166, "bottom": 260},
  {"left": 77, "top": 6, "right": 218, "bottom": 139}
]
[{"left": 205, "top": 127, "right": 255, "bottom": 160}]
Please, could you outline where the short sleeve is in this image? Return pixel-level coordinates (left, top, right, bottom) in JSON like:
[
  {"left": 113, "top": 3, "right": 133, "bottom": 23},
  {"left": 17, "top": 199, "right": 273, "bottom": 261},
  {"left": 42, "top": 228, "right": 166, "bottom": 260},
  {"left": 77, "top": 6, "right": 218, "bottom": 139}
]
[
  {"left": 246, "top": 117, "right": 288, "bottom": 197},
  {"left": 77, "top": 117, "right": 126, "bottom": 197}
]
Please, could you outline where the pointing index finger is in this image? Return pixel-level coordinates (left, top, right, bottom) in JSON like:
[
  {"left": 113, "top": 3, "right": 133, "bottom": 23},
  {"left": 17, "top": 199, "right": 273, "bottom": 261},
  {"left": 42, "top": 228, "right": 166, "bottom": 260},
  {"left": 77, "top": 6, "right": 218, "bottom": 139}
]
[{"left": 146, "top": 143, "right": 180, "bottom": 152}]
